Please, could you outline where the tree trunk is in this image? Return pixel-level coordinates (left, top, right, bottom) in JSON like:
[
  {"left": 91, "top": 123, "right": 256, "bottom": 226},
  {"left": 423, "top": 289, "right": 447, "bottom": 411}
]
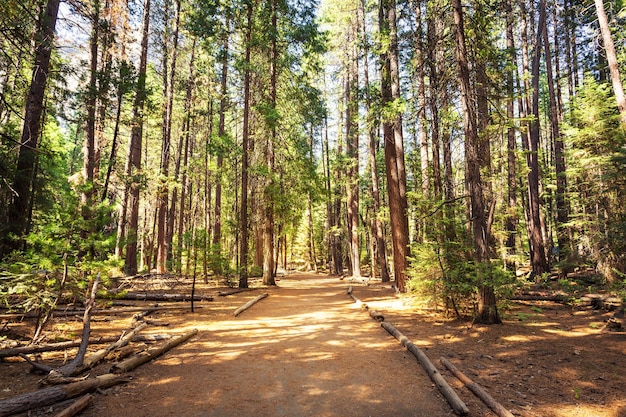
[
  {"left": 82, "top": 0, "right": 100, "bottom": 217},
  {"left": 452, "top": 0, "right": 500, "bottom": 324},
  {"left": 213, "top": 18, "right": 230, "bottom": 252},
  {"left": 380, "top": 0, "right": 410, "bottom": 292},
  {"left": 3, "top": 0, "right": 61, "bottom": 255},
  {"left": 360, "top": 0, "right": 389, "bottom": 282},
  {"left": 543, "top": 13, "right": 569, "bottom": 262},
  {"left": 156, "top": 0, "right": 180, "bottom": 273},
  {"left": 505, "top": 2, "right": 517, "bottom": 262},
  {"left": 594, "top": 0, "right": 626, "bottom": 124},
  {"left": 263, "top": 0, "right": 278, "bottom": 286},
  {"left": 346, "top": 21, "right": 361, "bottom": 278},
  {"left": 239, "top": 1, "right": 253, "bottom": 289},
  {"left": 528, "top": 0, "right": 549, "bottom": 275},
  {"left": 123, "top": 0, "right": 151, "bottom": 275}
]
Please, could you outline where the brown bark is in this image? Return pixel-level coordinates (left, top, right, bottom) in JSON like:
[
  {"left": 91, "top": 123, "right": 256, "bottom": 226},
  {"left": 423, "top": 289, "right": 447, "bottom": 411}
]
[
  {"left": 239, "top": 1, "right": 253, "bottom": 289},
  {"left": 528, "top": 0, "right": 549, "bottom": 275},
  {"left": 505, "top": 4, "right": 517, "bottom": 259},
  {"left": 156, "top": 0, "right": 181, "bottom": 273},
  {"left": 452, "top": 0, "right": 500, "bottom": 324},
  {"left": 346, "top": 20, "right": 361, "bottom": 278},
  {"left": 213, "top": 19, "right": 230, "bottom": 251},
  {"left": 263, "top": 0, "right": 278, "bottom": 286},
  {"left": 380, "top": 0, "right": 410, "bottom": 292},
  {"left": 360, "top": 0, "right": 389, "bottom": 282},
  {"left": 543, "top": 13, "right": 569, "bottom": 260},
  {"left": 122, "top": 0, "right": 151, "bottom": 274}
]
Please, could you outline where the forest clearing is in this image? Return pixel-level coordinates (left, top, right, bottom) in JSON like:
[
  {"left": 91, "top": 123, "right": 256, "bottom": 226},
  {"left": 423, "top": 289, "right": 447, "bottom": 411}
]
[{"left": 1, "top": 273, "right": 625, "bottom": 417}]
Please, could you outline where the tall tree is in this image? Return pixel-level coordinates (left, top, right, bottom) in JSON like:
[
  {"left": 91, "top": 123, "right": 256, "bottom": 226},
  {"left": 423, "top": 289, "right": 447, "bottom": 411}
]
[
  {"left": 119, "top": 0, "right": 151, "bottom": 274},
  {"left": 345, "top": 9, "right": 361, "bottom": 278},
  {"left": 527, "top": 0, "right": 549, "bottom": 275},
  {"left": 2, "top": 0, "right": 61, "bottom": 255},
  {"left": 360, "top": 0, "right": 389, "bottom": 282},
  {"left": 380, "top": 0, "right": 410, "bottom": 292},
  {"left": 239, "top": 0, "right": 254, "bottom": 289},
  {"left": 451, "top": 0, "right": 500, "bottom": 324}
]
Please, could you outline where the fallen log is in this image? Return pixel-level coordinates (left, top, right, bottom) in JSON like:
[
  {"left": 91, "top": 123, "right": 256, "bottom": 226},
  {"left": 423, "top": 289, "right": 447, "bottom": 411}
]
[
  {"left": 346, "top": 286, "right": 366, "bottom": 309},
  {"left": 380, "top": 321, "right": 468, "bottom": 416},
  {"left": 111, "top": 292, "right": 213, "bottom": 302},
  {"left": 53, "top": 394, "right": 93, "bottom": 417},
  {"left": 0, "top": 373, "right": 127, "bottom": 417},
  {"left": 369, "top": 309, "right": 384, "bottom": 322},
  {"left": 72, "top": 322, "right": 149, "bottom": 375},
  {"left": 0, "top": 305, "right": 203, "bottom": 320},
  {"left": 0, "top": 334, "right": 172, "bottom": 359},
  {"left": 233, "top": 294, "right": 269, "bottom": 317},
  {"left": 440, "top": 357, "right": 514, "bottom": 417},
  {"left": 509, "top": 294, "right": 567, "bottom": 302},
  {"left": 110, "top": 328, "right": 198, "bottom": 374}
]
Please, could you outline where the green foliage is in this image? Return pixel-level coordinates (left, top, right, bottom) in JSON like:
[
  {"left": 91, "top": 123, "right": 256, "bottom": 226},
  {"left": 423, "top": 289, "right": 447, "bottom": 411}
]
[{"left": 564, "top": 75, "right": 626, "bottom": 280}]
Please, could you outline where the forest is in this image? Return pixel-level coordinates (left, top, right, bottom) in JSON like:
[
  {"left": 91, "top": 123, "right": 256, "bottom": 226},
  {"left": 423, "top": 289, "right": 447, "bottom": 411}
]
[{"left": 1, "top": 0, "right": 626, "bottom": 327}]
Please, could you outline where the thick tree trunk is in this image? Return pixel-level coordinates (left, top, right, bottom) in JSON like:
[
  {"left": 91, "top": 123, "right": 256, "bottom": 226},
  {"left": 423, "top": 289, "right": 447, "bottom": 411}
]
[
  {"left": 452, "top": 0, "right": 500, "bottom": 324},
  {"left": 380, "top": 0, "right": 410, "bottom": 292},
  {"left": 3, "top": 0, "right": 61, "bottom": 255}
]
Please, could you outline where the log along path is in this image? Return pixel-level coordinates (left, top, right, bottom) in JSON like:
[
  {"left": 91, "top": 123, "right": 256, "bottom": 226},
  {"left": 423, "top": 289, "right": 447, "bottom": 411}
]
[{"left": 83, "top": 273, "right": 454, "bottom": 416}]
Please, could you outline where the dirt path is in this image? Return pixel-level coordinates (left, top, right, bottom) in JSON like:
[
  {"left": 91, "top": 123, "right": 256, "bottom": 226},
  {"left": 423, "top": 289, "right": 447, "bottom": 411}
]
[{"left": 82, "top": 273, "right": 453, "bottom": 416}]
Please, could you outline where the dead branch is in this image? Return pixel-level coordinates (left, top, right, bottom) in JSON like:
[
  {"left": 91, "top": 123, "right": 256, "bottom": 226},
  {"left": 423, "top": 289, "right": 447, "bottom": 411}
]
[
  {"left": 71, "top": 322, "right": 149, "bottom": 375},
  {"left": 440, "top": 356, "right": 514, "bottom": 417},
  {"left": 53, "top": 393, "right": 93, "bottom": 417},
  {"left": 380, "top": 321, "right": 469, "bottom": 416},
  {"left": 233, "top": 294, "right": 269, "bottom": 317},
  {"left": 0, "top": 334, "right": 171, "bottom": 359},
  {"left": 110, "top": 328, "right": 198, "bottom": 374}
]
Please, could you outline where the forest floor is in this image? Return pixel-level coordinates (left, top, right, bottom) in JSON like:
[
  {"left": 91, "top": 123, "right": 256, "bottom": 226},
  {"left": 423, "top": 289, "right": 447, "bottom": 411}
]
[{"left": 0, "top": 272, "right": 625, "bottom": 417}]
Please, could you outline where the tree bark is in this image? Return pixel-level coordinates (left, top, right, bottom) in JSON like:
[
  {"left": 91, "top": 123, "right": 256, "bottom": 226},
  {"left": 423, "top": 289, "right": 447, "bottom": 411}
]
[
  {"left": 346, "top": 19, "right": 361, "bottom": 278},
  {"left": 380, "top": 0, "right": 410, "bottom": 292},
  {"left": 239, "top": 1, "right": 253, "bottom": 289},
  {"left": 156, "top": 0, "right": 180, "bottom": 273},
  {"left": 360, "top": 0, "right": 389, "bottom": 282},
  {"left": 528, "top": 0, "right": 549, "bottom": 275},
  {"left": 505, "top": 3, "right": 517, "bottom": 262},
  {"left": 452, "top": 0, "right": 500, "bottom": 324},
  {"left": 122, "top": 0, "right": 151, "bottom": 274}
]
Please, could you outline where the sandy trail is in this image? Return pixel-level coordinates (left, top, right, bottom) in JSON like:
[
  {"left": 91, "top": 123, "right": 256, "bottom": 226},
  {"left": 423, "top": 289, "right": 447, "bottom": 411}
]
[{"left": 82, "top": 273, "right": 453, "bottom": 416}]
